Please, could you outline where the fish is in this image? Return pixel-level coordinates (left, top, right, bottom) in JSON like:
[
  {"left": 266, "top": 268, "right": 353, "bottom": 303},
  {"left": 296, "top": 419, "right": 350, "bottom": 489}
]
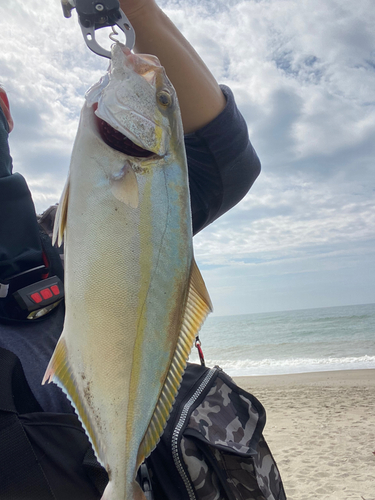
[{"left": 42, "top": 43, "right": 212, "bottom": 500}]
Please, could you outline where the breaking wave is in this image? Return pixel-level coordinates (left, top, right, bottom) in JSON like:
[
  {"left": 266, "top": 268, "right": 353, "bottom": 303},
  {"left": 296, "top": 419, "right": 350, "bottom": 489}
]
[{"left": 188, "top": 354, "right": 375, "bottom": 376}]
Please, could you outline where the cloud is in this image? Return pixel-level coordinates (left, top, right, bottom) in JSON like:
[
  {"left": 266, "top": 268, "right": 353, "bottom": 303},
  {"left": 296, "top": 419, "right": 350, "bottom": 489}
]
[
  {"left": 194, "top": 171, "right": 374, "bottom": 262},
  {"left": 1, "top": 0, "right": 374, "bottom": 314},
  {"left": 0, "top": 0, "right": 111, "bottom": 210}
]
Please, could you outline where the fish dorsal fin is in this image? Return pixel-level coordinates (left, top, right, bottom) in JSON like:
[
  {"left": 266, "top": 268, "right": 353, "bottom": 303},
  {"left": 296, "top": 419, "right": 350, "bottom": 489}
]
[
  {"left": 53, "top": 175, "right": 70, "bottom": 247},
  {"left": 137, "top": 257, "right": 213, "bottom": 463},
  {"left": 110, "top": 163, "right": 139, "bottom": 208}
]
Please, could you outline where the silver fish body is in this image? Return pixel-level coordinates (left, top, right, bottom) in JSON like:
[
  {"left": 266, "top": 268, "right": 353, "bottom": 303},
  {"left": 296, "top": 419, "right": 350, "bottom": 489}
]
[{"left": 43, "top": 43, "right": 212, "bottom": 500}]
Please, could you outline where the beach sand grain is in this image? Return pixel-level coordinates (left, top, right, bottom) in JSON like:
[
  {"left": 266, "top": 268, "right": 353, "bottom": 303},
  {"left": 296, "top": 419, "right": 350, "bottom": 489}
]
[{"left": 234, "top": 369, "right": 375, "bottom": 500}]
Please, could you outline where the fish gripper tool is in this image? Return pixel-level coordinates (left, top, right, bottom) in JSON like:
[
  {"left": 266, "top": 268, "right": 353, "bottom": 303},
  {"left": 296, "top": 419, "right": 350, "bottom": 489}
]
[{"left": 61, "top": 0, "right": 136, "bottom": 58}]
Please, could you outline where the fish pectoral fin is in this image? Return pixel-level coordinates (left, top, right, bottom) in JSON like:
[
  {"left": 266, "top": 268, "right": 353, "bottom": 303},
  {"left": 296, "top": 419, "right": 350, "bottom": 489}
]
[
  {"left": 42, "top": 337, "right": 103, "bottom": 464},
  {"left": 137, "top": 257, "right": 213, "bottom": 463},
  {"left": 111, "top": 162, "right": 139, "bottom": 208},
  {"left": 53, "top": 174, "right": 70, "bottom": 247}
]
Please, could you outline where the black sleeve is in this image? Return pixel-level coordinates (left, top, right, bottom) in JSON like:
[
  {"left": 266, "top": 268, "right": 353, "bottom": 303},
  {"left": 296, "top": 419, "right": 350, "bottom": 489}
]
[{"left": 185, "top": 85, "right": 261, "bottom": 235}]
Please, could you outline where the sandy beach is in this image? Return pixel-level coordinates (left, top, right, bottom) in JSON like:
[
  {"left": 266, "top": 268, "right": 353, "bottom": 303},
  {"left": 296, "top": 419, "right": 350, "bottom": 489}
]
[{"left": 234, "top": 369, "right": 375, "bottom": 500}]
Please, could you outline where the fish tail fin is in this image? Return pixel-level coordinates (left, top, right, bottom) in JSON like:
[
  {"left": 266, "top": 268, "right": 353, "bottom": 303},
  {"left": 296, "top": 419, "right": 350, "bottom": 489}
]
[{"left": 100, "top": 481, "right": 146, "bottom": 500}]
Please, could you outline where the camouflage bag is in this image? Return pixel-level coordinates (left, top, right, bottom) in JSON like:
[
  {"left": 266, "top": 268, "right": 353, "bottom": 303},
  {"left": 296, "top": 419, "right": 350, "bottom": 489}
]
[{"left": 146, "top": 363, "right": 286, "bottom": 500}]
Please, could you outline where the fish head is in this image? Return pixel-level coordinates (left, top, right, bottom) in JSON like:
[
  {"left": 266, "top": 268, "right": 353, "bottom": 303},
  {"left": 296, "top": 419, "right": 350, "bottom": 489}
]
[{"left": 86, "top": 43, "right": 182, "bottom": 160}]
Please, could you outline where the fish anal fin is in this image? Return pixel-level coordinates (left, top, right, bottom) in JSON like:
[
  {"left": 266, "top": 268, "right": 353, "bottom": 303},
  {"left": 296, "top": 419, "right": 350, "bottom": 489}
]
[
  {"left": 111, "top": 163, "right": 139, "bottom": 208},
  {"left": 42, "top": 337, "right": 103, "bottom": 463},
  {"left": 137, "top": 257, "right": 213, "bottom": 463},
  {"left": 53, "top": 175, "right": 70, "bottom": 247}
]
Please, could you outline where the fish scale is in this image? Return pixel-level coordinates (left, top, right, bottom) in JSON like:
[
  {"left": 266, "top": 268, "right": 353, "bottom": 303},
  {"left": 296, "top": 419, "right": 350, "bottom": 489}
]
[{"left": 43, "top": 43, "right": 212, "bottom": 500}]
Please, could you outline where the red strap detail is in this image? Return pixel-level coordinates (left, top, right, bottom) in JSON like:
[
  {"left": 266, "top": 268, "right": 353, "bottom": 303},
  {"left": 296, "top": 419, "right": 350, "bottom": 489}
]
[
  {"left": 0, "top": 89, "right": 14, "bottom": 132},
  {"left": 195, "top": 337, "right": 205, "bottom": 367},
  {"left": 41, "top": 251, "right": 49, "bottom": 279}
]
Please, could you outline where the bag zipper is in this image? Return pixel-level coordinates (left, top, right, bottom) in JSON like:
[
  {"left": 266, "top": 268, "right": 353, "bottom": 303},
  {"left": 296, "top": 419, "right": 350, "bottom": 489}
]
[{"left": 171, "top": 366, "right": 219, "bottom": 500}]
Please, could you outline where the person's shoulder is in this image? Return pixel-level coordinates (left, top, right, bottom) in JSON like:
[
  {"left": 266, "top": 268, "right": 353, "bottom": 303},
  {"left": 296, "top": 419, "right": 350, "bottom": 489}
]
[
  {"left": 37, "top": 205, "right": 58, "bottom": 240},
  {"left": 185, "top": 85, "right": 261, "bottom": 234},
  {"left": 185, "top": 84, "right": 260, "bottom": 173}
]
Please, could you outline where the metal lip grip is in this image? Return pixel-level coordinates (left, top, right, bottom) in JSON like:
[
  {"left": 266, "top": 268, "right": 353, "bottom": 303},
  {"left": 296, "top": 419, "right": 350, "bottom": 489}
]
[{"left": 62, "top": 0, "right": 136, "bottom": 58}]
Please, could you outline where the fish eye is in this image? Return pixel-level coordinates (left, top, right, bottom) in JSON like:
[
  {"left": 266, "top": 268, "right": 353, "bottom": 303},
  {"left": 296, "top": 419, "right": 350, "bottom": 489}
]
[{"left": 157, "top": 90, "right": 172, "bottom": 107}]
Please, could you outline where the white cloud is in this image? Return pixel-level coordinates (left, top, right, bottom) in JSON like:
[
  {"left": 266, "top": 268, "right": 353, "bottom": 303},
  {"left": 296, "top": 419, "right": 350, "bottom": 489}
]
[
  {"left": 194, "top": 172, "right": 375, "bottom": 263},
  {"left": 0, "top": 0, "right": 112, "bottom": 212},
  {"left": 1, "top": 0, "right": 374, "bottom": 313}
]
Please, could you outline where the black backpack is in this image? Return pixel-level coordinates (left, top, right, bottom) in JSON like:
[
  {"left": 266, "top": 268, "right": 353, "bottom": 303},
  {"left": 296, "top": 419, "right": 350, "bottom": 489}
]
[
  {"left": 146, "top": 362, "right": 286, "bottom": 500},
  {"left": 0, "top": 347, "right": 285, "bottom": 500}
]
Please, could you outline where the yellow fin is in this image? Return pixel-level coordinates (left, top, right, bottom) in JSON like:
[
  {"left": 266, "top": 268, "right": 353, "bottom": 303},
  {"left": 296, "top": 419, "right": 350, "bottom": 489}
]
[
  {"left": 53, "top": 175, "right": 70, "bottom": 247},
  {"left": 137, "top": 258, "right": 213, "bottom": 463},
  {"left": 111, "top": 163, "right": 139, "bottom": 208},
  {"left": 42, "top": 338, "right": 103, "bottom": 462}
]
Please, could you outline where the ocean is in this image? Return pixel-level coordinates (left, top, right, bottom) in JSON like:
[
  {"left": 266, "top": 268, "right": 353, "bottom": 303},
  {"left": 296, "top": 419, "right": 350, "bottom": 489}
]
[{"left": 188, "top": 303, "right": 375, "bottom": 377}]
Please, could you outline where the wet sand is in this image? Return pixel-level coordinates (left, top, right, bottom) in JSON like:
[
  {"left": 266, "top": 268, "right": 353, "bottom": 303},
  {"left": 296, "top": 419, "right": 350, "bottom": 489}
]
[{"left": 234, "top": 369, "right": 375, "bottom": 500}]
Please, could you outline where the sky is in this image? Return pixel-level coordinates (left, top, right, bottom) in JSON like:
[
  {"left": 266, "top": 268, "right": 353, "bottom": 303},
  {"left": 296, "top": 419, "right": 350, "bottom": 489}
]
[{"left": 0, "top": 0, "right": 374, "bottom": 316}]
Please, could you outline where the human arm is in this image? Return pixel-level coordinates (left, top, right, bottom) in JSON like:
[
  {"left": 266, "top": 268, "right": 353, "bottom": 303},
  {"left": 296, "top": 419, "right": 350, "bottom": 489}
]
[
  {"left": 119, "top": 0, "right": 226, "bottom": 134},
  {"left": 117, "top": 1, "right": 261, "bottom": 231}
]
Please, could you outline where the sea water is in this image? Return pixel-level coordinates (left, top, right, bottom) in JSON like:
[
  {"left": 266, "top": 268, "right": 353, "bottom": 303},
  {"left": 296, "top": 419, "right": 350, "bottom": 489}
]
[{"left": 189, "top": 303, "right": 375, "bottom": 376}]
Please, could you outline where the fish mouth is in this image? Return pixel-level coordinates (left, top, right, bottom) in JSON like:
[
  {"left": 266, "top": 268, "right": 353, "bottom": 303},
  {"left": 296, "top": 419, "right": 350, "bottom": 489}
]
[{"left": 93, "top": 104, "right": 155, "bottom": 158}]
